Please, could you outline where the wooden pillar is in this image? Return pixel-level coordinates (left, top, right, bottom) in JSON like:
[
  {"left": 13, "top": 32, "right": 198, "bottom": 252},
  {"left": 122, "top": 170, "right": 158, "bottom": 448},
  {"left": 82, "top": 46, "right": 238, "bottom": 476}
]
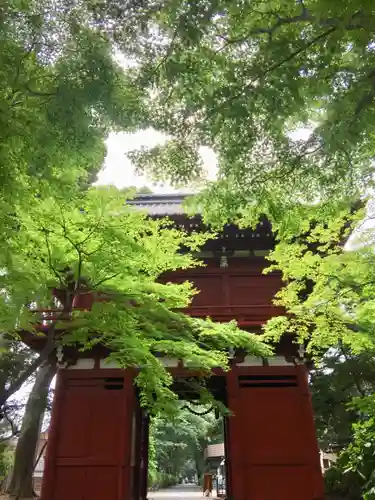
[
  {"left": 225, "top": 363, "right": 243, "bottom": 500},
  {"left": 39, "top": 370, "right": 65, "bottom": 500},
  {"left": 132, "top": 402, "right": 143, "bottom": 500},
  {"left": 225, "top": 364, "right": 324, "bottom": 500},
  {"left": 223, "top": 416, "right": 231, "bottom": 499},
  {"left": 296, "top": 364, "right": 325, "bottom": 499},
  {"left": 40, "top": 368, "right": 136, "bottom": 500}
]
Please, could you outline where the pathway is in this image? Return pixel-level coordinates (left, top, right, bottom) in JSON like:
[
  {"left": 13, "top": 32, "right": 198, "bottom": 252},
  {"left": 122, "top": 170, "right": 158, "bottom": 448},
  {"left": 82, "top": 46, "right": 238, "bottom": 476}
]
[{"left": 149, "top": 484, "right": 203, "bottom": 500}]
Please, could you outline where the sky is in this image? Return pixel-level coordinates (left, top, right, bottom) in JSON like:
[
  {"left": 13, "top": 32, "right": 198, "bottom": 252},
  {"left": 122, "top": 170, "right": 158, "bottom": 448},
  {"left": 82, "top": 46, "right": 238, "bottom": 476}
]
[{"left": 95, "top": 129, "right": 218, "bottom": 193}]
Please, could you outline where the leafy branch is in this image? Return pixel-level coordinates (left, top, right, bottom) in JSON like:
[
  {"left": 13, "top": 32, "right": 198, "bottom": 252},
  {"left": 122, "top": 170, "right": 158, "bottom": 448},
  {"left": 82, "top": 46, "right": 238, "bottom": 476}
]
[
  {"left": 218, "top": 7, "right": 364, "bottom": 45},
  {"left": 0, "top": 407, "right": 20, "bottom": 442}
]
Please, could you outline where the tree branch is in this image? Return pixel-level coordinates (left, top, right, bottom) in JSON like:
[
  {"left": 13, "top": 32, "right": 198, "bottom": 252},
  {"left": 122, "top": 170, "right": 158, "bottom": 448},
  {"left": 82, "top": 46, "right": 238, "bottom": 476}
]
[
  {"left": 58, "top": 207, "right": 84, "bottom": 291},
  {"left": 215, "top": 27, "right": 336, "bottom": 112},
  {"left": 154, "top": 28, "right": 179, "bottom": 75},
  {"left": 33, "top": 440, "right": 47, "bottom": 471},
  {"left": 262, "top": 26, "right": 336, "bottom": 77},
  {"left": 74, "top": 205, "right": 106, "bottom": 248},
  {"left": 339, "top": 341, "right": 367, "bottom": 397},
  {"left": 24, "top": 84, "right": 57, "bottom": 97},
  {"left": 43, "top": 230, "right": 63, "bottom": 286},
  {"left": 219, "top": 8, "right": 364, "bottom": 45},
  {"left": 1, "top": 407, "right": 19, "bottom": 441},
  {"left": 220, "top": 10, "right": 312, "bottom": 44},
  {"left": 1, "top": 339, "right": 52, "bottom": 409},
  {"left": 0, "top": 309, "right": 66, "bottom": 411},
  {"left": 92, "top": 273, "right": 121, "bottom": 289}
]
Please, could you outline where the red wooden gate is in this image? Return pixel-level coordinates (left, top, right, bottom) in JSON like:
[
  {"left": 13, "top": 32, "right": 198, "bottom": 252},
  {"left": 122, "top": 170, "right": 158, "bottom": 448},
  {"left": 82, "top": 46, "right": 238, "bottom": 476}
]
[
  {"left": 40, "top": 371, "right": 135, "bottom": 500},
  {"left": 41, "top": 365, "right": 323, "bottom": 500},
  {"left": 226, "top": 365, "right": 324, "bottom": 500}
]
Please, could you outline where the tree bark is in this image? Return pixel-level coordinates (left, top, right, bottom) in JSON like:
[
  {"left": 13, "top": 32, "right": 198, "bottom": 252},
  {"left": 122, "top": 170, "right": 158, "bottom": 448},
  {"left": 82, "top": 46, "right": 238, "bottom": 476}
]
[
  {"left": 6, "top": 361, "right": 56, "bottom": 498},
  {"left": 0, "top": 283, "right": 75, "bottom": 415}
]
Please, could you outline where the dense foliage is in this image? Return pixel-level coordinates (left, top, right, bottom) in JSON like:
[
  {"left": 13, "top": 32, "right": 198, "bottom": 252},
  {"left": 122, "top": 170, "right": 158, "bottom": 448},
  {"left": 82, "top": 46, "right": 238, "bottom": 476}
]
[
  {"left": 149, "top": 404, "right": 223, "bottom": 488},
  {"left": 0, "top": 0, "right": 151, "bottom": 423},
  {"left": 260, "top": 207, "right": 375, "bottom": 498},
  {"left": 0, "top": 0, "right": 147, "bottom": 230},
  {"left": 131, "top": 0, "right": 375, "bottom": 225},
  {"left": 311, "top": 350, "right": 375, "bottom": 450},
  {"left": 324, "top": 397, "right": 375, "bottom": 500}
]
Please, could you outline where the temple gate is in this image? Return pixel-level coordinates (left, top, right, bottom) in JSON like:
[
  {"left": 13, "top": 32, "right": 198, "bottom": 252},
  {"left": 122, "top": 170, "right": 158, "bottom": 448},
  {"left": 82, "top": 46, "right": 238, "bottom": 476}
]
[{"left": 22, "top": 194, "right": 324, "bottom": 500}]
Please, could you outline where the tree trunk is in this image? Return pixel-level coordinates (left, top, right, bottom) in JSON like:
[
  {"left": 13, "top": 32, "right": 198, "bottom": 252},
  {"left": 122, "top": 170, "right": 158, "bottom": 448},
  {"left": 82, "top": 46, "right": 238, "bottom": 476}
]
[
  {"left": 6, "top": 362, "right": 56, "bottom": 498},
  {"left": 194, "top": 454, "right": 204, "bottom": 485}
]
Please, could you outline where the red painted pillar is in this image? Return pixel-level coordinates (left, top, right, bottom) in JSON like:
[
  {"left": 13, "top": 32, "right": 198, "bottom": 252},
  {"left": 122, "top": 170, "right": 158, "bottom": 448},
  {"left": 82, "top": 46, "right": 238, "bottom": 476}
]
[
  {"left": 296, "top": 364, "right": 325, "bottom": 499},
  {"left": 132, "top": 403, "right": 143, "bottom": 500},
  {"left": 140, "top": 414, "right": 150, "bottom": 500},
  {"left": 225, "top": 363, "right": 244, "bottom": 500},
  {"left": 40, "top": 368, "right": 136, "bottom": 500},
  {"left": 121, "top": 370, "right": 137, "bottom": 500},
  {"left": 40, "top": 370, "right": 65, "bottom": 500},
  {"left": 225, "top": 365, "right": 324, "bottom": 500}
]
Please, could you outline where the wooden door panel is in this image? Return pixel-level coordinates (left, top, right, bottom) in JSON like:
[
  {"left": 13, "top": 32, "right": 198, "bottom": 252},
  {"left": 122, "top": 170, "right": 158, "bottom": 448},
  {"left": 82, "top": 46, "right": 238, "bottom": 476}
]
[
  {"left": 238, "top": 386, "right": 307, "bottom": 463},
  {"left": 87, "top": 389, "right": 125, "bottom": 463},
  {"left": 85, "top": 467, "right": 120, "bottom": 500},
  {"left": 57, "top": 379, "right": 126, "bottom": 463},
  {"left": 190, "top": 276, "right": 223, "bottom": 306},
  {"left": 229, "top": 275, "right": 281, "bottom": 306},
  {"left": 48, "top": 376, "right": 132, "bottom": 500},
  {"left": 227, "top": 368, "right": 323, "bottom": 500},
  {"left": 54, "top": 466, "right": 122, "bottom": 500},
  {"left": 55, "top": 387, "right": 91, "bottom": 459},
  {"left": 248, "top": 465, "right": 312, "bottom": 500},
  {"left": 54, "top": 467, "right": 84, "bottom": 500},
  {"left": 170, "top": 275, "right": 223, "bottom": 306}
]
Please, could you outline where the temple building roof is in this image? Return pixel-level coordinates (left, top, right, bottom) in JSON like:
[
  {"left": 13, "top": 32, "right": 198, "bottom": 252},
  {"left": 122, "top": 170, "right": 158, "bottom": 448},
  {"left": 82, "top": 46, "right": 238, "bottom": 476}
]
[
  {"left": 126, "top": 193, "right": 275, "bottom": 253},
  {"left": 126, "top": 193, "right": 190, "bottom": 216}
]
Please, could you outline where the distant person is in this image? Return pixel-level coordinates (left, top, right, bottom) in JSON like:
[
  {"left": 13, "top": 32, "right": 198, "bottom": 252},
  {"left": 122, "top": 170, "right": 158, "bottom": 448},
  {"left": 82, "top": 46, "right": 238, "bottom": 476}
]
[{"left": 203, "top": 473, "right": 213, "bottom": 497}]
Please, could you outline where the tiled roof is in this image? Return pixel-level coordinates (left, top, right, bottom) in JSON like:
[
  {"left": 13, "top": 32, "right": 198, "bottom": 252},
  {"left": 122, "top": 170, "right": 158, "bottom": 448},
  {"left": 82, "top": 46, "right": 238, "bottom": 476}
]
[{"left": 126, "top": 193, "right": 193, "bottom": 216}]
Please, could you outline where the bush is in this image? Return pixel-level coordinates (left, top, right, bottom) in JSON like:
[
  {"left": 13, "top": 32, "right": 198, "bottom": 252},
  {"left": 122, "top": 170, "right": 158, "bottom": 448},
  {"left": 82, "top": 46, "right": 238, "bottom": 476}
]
[
  {"left": 324, "top": 465, "right": 362, "bottom": 500},
  {"left": 0, "top": 443, "right": 14, "bottom": 488},
  {"left": 148, "top": 471, "right": 178, "bottom": 491}
]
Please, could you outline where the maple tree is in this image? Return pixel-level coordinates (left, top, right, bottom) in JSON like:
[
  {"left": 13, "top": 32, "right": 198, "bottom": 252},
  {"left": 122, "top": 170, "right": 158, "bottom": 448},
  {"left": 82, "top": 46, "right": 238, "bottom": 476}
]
[{"left": 4, "top": 187, "right": 269, "bottom": 412}]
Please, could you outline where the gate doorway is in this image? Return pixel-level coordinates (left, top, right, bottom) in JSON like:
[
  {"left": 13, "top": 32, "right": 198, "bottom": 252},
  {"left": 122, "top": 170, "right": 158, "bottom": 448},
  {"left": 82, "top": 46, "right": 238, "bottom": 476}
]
[{"left": 145, "top": 376, "right": 227, "bottom": 498}]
